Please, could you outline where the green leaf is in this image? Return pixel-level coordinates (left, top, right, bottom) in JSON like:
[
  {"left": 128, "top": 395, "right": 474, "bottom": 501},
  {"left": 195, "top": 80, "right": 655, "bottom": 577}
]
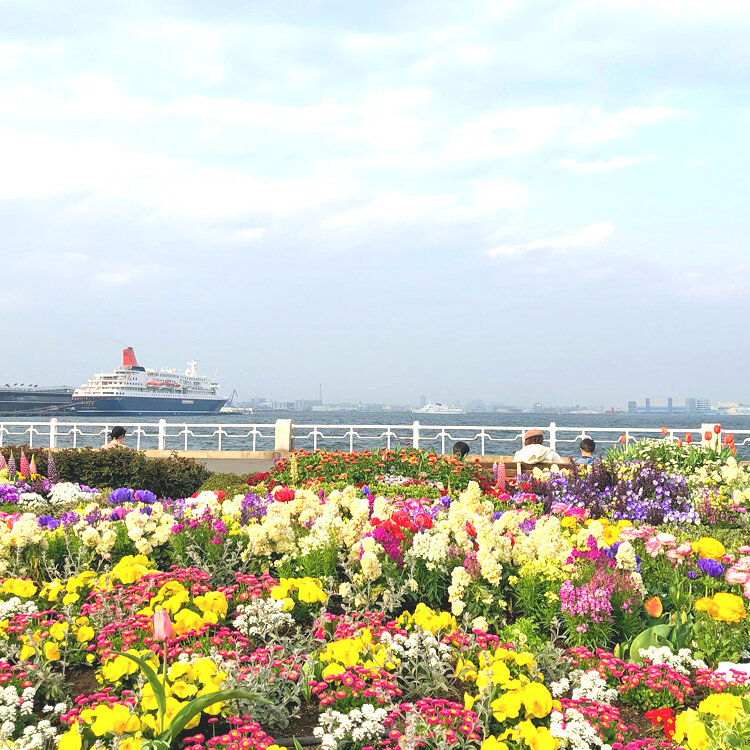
[
  {"left": 293, "top": 740, "right": 304, "bottom": 750},
  {"left": 628, "top": 625, "right": 674, "bottom": 663},
  {"left": 111, "top": 651, "right": 167, "bottom": 720},
  {"left": 162, "top": 689, "right": 265, "bottom": 743}
]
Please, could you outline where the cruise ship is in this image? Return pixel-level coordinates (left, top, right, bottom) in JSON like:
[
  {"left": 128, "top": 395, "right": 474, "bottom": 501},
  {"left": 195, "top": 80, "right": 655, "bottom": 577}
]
[
  {"left": 411, "top": 402, "right": 466, "bottom": 415},
  {"left": 0, "top": 385, "right": 74, "bottom": 414},
  {"left": 72, "top": 348, "right": 227, "bottom": 415}
]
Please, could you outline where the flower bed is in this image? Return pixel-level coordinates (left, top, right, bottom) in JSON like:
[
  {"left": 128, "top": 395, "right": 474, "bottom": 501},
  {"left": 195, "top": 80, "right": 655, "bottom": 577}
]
[{"left": 0, "top": 440, "right": 749, "bottom": 749}]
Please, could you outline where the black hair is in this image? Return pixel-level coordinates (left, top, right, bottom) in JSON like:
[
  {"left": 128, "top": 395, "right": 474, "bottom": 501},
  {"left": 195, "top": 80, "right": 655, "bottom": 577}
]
[
  {"left": 452, "top": 441, "right": 470, "bottom": 458},
  {"left": 110, "top": 426, "right": 127, "bottom": 440},
  {"left": 525, "top": 434, "right": 544, "bottom": 446},
  {"left": 580, "top": 437, "right": 596, "bottom": 453}
]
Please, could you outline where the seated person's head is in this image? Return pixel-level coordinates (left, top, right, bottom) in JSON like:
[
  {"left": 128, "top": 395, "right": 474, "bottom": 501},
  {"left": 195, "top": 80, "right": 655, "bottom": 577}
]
[
  {"left": 452, "top": 441, "right": 470, "bottom": 459},
  {"left": 111, "top": 426, "right": 127, "bottom": 441},
  {"left": 580, "top": 437, "right": 596, "bottom": 455},
  {"left": 524, "top": 429, "right": 544, "bottom": 446}
]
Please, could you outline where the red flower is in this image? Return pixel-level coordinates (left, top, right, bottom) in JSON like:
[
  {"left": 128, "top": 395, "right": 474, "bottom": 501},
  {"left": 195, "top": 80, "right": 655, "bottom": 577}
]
[
  {"left": 685, "top": 433, "right": 693, "bottom": 444},
  {"left": 677, "top": 439, "right": 683, "bottom": 447},
  {"left": 704, "top": 431, "right": 712, "bottom": 441},
  {"left": 414, "top": 513, "right": 433, "bottom": 529},
  {"left": 714, "top": 424, "right": 722, "bottom": 434},
  {"left": 274, "top": 487, "right": 296, "bottom": 502},
  {"left": 391, "top": 509, "right": 412, "bottom": 528},
  {"left": 466, "top": 522, "right": 477, "bottom": 537},
  {"left": 619, "top": 434, "right": 627, "bottom": 444},
  {"left": 661, "top": 426, "right": 668, "bottom": 436}
]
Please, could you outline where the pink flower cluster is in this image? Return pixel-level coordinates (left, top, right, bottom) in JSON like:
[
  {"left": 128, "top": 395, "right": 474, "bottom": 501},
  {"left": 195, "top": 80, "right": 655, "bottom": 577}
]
[
  {"left": 181, "top": 715, "right": 276, "bottom": 750},
  {"left": 309, "top": 666, "right": 401, "bottom": 708},
  {"left": 567, "top": 648, "right": 693, "bottom": 708},
  {"left": 379, "top": 698, "right": 481, "bottom": 750}
]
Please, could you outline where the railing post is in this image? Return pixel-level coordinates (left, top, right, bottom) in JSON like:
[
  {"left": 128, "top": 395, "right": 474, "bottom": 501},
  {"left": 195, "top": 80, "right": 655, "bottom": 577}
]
[
  {"left": 548, "top": 421, "right": 557, "bottom": 452},
  {"left": 157, "top": 419, "right": 167, "bottom": 451},
  {"left": 274, "top": 419, "right": 294, "bottom": 452},
  {"left": 49, "top": 418, "right": 58, "bottom": 450},
  {"left": 412, "top": 420, "right": 420, "bottom": 450}
]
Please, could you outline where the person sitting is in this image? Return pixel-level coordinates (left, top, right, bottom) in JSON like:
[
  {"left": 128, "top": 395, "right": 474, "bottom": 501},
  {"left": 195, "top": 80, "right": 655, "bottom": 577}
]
[
  {"left": 102, "top": 426, "right": 127, "bottom": 450},
  {"left": 574, "top": 437, "right": 596, "bottom": 465},
  {"left": 512, "top": 428, "right": 562, "bottom": 464},
  {"left": 452, "top": 441, "right": 470, "bottom": 460}
]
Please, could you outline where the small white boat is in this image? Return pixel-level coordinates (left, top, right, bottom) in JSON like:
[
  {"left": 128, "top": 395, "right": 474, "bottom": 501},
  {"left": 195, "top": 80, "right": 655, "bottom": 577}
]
[{"left": 411, "top": 402, "right": 466, "bottom": 415}]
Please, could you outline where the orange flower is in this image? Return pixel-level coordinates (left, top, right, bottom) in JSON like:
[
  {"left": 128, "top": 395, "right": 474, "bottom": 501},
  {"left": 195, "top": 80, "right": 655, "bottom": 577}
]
[{"left": 645, "top": 596, "right": 663, "bottom": 618}]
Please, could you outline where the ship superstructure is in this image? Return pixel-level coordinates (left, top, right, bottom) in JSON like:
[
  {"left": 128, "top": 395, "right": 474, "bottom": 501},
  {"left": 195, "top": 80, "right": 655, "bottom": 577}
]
[{"left": 72, "top": 348, "right": 227, "bottom": 415}]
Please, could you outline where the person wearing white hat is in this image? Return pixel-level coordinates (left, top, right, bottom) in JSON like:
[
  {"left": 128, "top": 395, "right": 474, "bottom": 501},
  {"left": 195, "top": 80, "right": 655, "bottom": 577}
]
[{"left": 512, "top": 428, "right": 562, "bottom": 464}]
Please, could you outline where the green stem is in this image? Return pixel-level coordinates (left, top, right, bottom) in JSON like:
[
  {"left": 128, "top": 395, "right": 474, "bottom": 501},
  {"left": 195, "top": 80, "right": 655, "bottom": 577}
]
[{"left": 160, "top": 641, "right": 168, "bottom": 734}]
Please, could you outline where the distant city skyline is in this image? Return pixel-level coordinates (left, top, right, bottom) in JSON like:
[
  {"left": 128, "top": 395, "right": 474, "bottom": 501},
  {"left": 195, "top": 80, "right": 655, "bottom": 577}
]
[{"left": 1, "top": 1, "right": 748, "bottom": 402}]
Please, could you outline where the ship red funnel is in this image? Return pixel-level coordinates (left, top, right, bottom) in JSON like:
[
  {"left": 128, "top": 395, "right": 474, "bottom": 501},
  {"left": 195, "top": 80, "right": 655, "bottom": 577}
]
[{"left": 122, "top": 348, "right": 139, "bottom": 367}]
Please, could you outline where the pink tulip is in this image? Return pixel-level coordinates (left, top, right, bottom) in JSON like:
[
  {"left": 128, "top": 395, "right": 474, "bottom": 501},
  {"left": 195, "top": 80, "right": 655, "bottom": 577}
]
[{"left": 153, "top": 609, "right": 174, "bottom": 642}]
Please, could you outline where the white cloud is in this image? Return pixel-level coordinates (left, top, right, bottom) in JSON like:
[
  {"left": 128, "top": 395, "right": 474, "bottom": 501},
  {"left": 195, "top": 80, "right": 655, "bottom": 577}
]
[
  {"left": 557, "top": 155, "right": 659, "bottom": 173},
  {"left": 322, "top": 191, "right": 457, "bottom": 230},
  {"left": 444, "top": 178, "right": 530, "bottom": 220},
  {"left": 168, "top": 87, "right": 433, "bottom": 150},
  {"left": 608, "top": 0, "right": 750, "bottom": 19},
  {"left": 446, "top": 106, "right": 681, "bottom": 160},
  {"left": 0, "top": 77, "right": 153, "bottom": 119},
  {"left": 340, "top": 33, "right": 405, "bottom": 53},
  {"left": 487, "top": 221, "right": 614, "bottom": 258},
  {"left": 232, "top": 228, "right": 267, "bottom": 243},
  {"left": 0, "top": 127, "right": 359, "bottom": 221}
]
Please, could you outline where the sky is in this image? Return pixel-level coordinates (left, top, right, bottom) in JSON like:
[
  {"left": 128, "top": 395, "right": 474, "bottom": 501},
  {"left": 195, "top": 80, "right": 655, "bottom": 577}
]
[{"left": 1, "top": 0, "right": 749, "bottom": 408}]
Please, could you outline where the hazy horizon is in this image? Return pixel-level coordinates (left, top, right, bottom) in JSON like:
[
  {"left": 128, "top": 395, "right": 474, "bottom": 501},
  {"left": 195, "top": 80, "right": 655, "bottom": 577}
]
[{"left": 2, "top": 1, "right": 748, "bottom": 405}]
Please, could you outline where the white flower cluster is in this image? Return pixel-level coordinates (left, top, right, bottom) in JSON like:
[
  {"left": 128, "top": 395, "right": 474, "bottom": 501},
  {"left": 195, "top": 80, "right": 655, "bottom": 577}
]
[
  {"left": 639, "top": 646, "right": 707, "bottom": 675},
  {"left": 380, "top": 628, "right": 453, "bottom": 674},
  {"left": 551, "top": 708, "right": 611, "bottom": 750},
  {"left": 550, "top": 670, "right": 618, "bottom": 704},
  {"left": 0, "top": 515, "right": 47, "bottom": 573},
  {"left": 448, "top": 566, "right": 471, "bottom": 616},
  {"left": 16, "top": 494, "right": 46, "bottom": 512},
  {"left": 406, "top": 526, "right": 450, "bottom": 571},
  {"left": 0, "top": 685, "right": 36, "bottom": 739},
  {"left": 124, "top": 502, "right": 176, "bottom": 555},
  {"left": 48, "top": 482, "right": 97, "bottom": 510},
  {"left": 313, "top": 703, "right": 388, "bottom": 750},
  {"left": 233, "top": 598, "right": 293, "bottom": 639},
  {"left": 0, "top": 596, "right": 38, "bottom": 622},
  {"left": 0, "top": 719, "right": 60, "bottom": 750}
]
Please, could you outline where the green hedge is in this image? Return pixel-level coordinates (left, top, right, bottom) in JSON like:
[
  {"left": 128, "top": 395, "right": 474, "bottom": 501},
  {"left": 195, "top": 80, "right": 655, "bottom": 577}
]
[
  {"left": 0, "top": 446, "right": 211, "bottom": 499},
  {"left": 198, "top": 472, "right": 252, "bottom": 498}
]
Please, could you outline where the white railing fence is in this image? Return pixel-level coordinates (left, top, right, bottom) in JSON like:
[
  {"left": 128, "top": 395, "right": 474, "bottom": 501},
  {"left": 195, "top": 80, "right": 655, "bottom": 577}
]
[{"left": 0, "top": 419, "right": 748, "bottom": 458}]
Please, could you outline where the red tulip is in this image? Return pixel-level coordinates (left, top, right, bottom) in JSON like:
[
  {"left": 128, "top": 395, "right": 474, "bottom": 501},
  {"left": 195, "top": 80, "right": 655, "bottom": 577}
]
[
  {"left": 274, "top": 487, "right": 296, "bottom": 502},
  {"left": 414, "top": 513, "right": 433, "bottom": 529},
  {"left": 714, "top": 424, "right": 721, "bottom": 434},
  {"left": 645, "top": 596, "right": 663, "bottom": 618},
  {"left": 726, "top": 433, "right": 735, "bottom": 443},
  {"left": 704, "top": 431, "right": 712, "bottom": 441},
  {"left": 466, "top": 522, "right": 477, "bottom": 537},
  {"left": 685, "top": 433, "right": 693, "bottom": 444},
  {"left": 153, "top": 609, "right": 174, "bottom": 642},
  {"left": 391, "top": 509, "right": 412, "bottom": 528},
  {"left": 661, "top": 426, "right": 668, "bottom": 436},
  {"left": 619, "top": 434, "right": 627, "bottom": 444},
  {"left": 677, "top": 439, "right": 683, "bottom": 447}
]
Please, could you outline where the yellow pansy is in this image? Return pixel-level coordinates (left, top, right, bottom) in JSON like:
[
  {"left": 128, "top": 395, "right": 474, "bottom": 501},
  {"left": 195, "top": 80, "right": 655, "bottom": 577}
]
[
  {"left": 44, "top": 641, "right": 61, "bottom": 661},
  {"left": 522, "top": 682, "right": 553, "bottom": 719},
  {"left": 89, "top": 703, "right": 140, "bottom": 736},
  {"left": 50, "top": 622, "right": 69, "bottom": 641},
  {"left": 58, "top": 726, "right": 83, "bottom": 750},
  {"left": 76, "top": 626, "right": 95, "bottom": 643}
]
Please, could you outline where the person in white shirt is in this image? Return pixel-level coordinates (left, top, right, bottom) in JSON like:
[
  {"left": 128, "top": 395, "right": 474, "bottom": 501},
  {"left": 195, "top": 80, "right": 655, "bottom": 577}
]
[{"left": 512, "top": 428, "right": 562, "bottom": 464}]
